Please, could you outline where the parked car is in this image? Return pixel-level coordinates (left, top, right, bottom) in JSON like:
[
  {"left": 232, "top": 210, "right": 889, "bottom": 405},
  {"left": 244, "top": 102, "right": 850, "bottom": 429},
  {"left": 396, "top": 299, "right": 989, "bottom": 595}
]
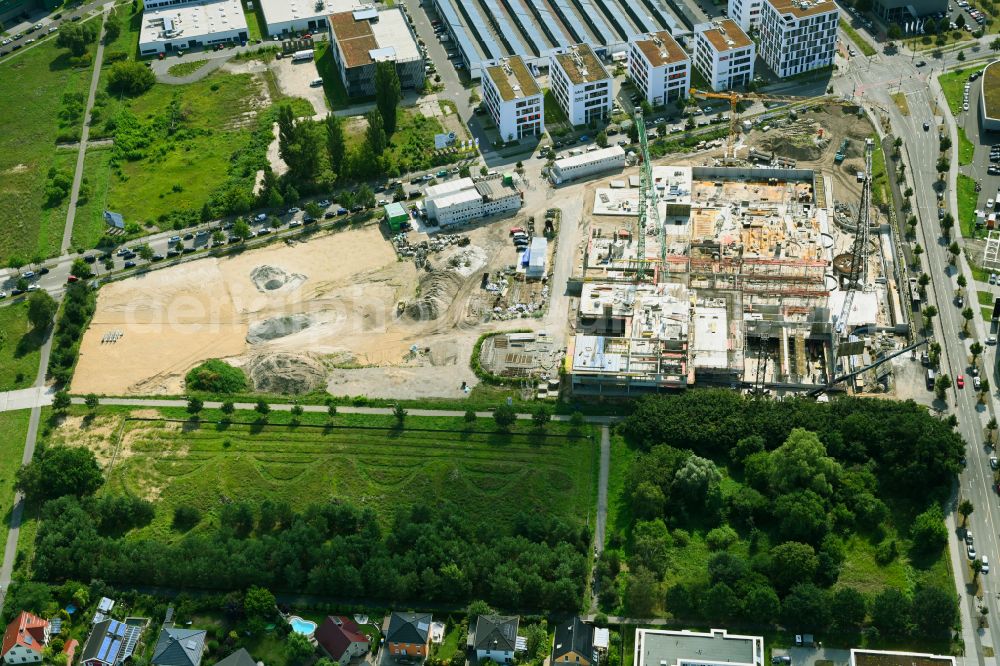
[
  {"left": 124, "top": 260, "right": 136, "bottom": 268},
  {"left": 957, "top": 374, "right": 965, "bottom": 388}
]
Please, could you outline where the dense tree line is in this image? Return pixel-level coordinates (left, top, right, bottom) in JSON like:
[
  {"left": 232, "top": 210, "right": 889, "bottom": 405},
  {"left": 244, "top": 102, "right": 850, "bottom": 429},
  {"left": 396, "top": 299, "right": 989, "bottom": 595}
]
[
  {"left": 47, "top": 282, "right": 96, "bottom": 384},
  {"left": 30, "top": 496, "right": 589, "bottom": 611},
  {"left": 602, "top": 392, "right": 963, "bottom": 634}
]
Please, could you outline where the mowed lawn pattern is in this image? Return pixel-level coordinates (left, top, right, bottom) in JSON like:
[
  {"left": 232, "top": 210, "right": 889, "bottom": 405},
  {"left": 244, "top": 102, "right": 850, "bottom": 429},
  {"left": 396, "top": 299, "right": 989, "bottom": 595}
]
[{"left": 105, "top": 418, "right": 597, "bottom": 539}]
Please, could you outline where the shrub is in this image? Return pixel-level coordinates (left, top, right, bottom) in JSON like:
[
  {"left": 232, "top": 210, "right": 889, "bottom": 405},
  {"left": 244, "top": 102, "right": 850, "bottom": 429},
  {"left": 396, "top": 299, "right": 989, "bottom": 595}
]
[{"left": 184, "top": 359, "right": 247, "bottom": 393}]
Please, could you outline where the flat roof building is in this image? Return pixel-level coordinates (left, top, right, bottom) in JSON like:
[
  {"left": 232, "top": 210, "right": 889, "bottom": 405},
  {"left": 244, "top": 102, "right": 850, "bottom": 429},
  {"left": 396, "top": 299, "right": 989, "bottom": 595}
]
[
  {"left": 551, "top": 145, "right": 626, "bottom": 184},
  {"left": 693, "top": 20, "right": 754, "bottom": 91},
  {"left": 981, "top": 61, "right": 1000, "bottom": 132},
  {"left": 425, "top": 175, "right": 523, "bottom": 227},
  {"left": 627, "top": 32, "right": 690, "bottom": 107},
  {"left": 327, "top": 7, "right": 423, "bottom": 98},
  {"left": 872, "top": 0, "right": 945, "bottom": 22},
  {"left": 727, "top": 0, "right": 764, "bottom": 30},
  {"left": 850, "top": 651, "right": 954, "bottom": 666},
  {"left": 635, "top": 629, "right": 763, "bottom": 666},
  {"left": 549, "top": 44, "right": 613, "bottom": 126},
  {"left": 482, "top": 56, "right": 544, "bottom": 141},
  {"left": 259, "top": 0, "right": 362, "bottom": 36},
  {"left": 758, "top": 0, "right": 837, "bottom": 79},
  {"left": 138, "top": 0, "right": 248, "bottom": 55}
]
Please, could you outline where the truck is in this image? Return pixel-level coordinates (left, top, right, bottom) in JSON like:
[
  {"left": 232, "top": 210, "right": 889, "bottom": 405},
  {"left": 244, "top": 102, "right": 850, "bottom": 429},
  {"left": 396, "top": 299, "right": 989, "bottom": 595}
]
[
  {"left": 291, "top": 49, "right": 314, "bottom": 62},
  {"left": 834, "top": 138, "right": 849, "bottom": 163}
]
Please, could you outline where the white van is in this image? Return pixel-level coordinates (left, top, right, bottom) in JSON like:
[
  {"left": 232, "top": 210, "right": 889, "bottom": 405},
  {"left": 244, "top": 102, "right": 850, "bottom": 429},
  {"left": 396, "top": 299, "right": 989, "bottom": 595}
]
[{"left": 310, "top": 78, "right": 323, "bottom": 87}]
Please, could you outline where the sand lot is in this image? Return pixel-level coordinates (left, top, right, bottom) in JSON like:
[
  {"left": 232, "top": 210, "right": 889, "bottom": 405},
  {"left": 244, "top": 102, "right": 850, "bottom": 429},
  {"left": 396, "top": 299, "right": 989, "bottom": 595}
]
[{"left": 72, "top": 221, "right": 551, "bottom": 397}]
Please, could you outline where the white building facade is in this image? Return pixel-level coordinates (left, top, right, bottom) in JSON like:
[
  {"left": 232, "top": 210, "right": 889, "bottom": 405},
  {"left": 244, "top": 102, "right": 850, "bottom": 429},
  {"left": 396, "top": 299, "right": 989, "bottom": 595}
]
[
  {"left": 549, "top": 43, "right": 613, "bottom": 126},
  {"left": 550, "top": 145, "right": 626, "bottom": 184},
  {"left": 138, "top": 0, "right": 248, "bottom": 55},
  {"left": 482, "top": 56, "right": 544, "bottom": 141},
  {"left": 259, "top": 0, "right": 362, "bottom": 35},
  {"left": 425, "top": 177, "right": 523, "bottom": 226},
  {"left": 627, "top": 31, "right": 690, "bottom": 107},
  {"left": 758, "top": 0, "right": 837, "bottom": 78},
  {"left": 693, "top": 20, "right": 755, "bottom": 90},
  {"left": 728, "top": 0, "right": 763, "bottom": 31}
]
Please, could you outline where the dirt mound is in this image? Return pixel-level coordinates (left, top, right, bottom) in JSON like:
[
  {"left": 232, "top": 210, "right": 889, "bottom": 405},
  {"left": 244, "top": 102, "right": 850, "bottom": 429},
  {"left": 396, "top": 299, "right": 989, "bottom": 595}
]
[
  {"left": 756, "top": 119, "right": 829, "bottom": 161},
  {"left": 405, "top": 269, "right": 466, "bottom": 321},
  {"left": 245, "top": 352, "right": 326, "bottom": 394},
  {"left": 250, "top": 265, "right": 307, "bottom": 292},
  {"left": 246, "top": 314, "right": 312, "bottom": 344},
  {"left": 444, "top": 246, "right": 488, "bottom": 278}
]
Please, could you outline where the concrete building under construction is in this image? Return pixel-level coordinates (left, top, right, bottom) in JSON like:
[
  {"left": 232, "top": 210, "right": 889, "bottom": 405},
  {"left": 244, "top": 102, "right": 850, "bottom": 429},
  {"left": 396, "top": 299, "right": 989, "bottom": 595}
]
[{"left": 567, "top": 164, "right": 848, "bottom": 395}]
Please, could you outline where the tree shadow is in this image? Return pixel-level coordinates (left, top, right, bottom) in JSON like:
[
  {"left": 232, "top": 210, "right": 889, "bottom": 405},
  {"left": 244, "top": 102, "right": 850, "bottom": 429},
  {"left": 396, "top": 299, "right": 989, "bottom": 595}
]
[{"left": 14, "top": 328, "right": 46, "bottom": 358}]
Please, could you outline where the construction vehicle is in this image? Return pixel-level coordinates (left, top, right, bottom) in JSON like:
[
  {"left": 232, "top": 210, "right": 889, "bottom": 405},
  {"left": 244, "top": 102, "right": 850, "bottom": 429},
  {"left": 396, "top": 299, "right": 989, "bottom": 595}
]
[{"left": 834, "top": 138, "right": 849, "bottom": 163}]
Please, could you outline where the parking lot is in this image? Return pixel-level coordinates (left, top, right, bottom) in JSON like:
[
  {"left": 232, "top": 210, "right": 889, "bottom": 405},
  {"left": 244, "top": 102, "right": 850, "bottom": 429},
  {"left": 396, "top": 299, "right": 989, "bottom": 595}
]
[{"left": 959, "top": 70, "right": 1000, "bottom": 221}]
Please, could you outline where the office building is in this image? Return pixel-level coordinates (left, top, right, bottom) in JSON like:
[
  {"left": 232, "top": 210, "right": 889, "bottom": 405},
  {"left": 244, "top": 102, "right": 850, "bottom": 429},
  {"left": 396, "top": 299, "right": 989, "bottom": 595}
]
[
  {"left": 693, "top": 20, "right": 755, "bottom": 90},
  {"left": 728, "top": 0, "right": 764, "bottom": 31},
  {"left": 258, "top": 0, "right": 365, "bottom": 36},
  {"left": 634, "top": 629, "right": 763, "bottom": 666},
  {"left": 481, "top": 56, "right": 544, "bottom": 141},
  {"left": 758, "top": 0, "right": 837, "bottom": 78},
  {"left": 549, "top": 43, "right": 613, "bottom": 126},
  {"left": 550, "top": 145, "right": 626, "bottom": 184},
  {"left": 0, "top": 0, "right": 59, "bottom": 25},
  {"left": 424, "top": 175, "right": 523, "bottom": 227},
  {"left": 872, "top": 0, "right": 946, "bottom": 22},
  {"left": 327, "top": 7, "right": 423, "bottom": 97},
  {"left": 138, "top": 0, "right": 248, "bottom": 55},
  {"left": 627, "top": 31, "right": 690, "bottom": 106}
]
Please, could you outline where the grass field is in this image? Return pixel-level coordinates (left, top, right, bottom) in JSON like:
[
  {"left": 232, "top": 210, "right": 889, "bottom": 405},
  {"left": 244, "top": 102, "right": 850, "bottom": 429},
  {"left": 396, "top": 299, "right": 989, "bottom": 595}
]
[
  {"left": 0, "top": 37, "right": 96, "bottom": 263},
  {"left": 0, "top": 410, "right": 30, "bottom": 528},
  {"left": 70, "top": 146, "right": 114, "bottom": 249},
  {"left": 958, "top": 172, "right": 979, "bottom": 237},
  {"left": 840, "top": 20, "right": 877, "bottom": 56},
  {"left": 939, "top": 65, "right": 987, "bottom": 116},
  {"left": 167, "top": 59, "right": 210, "bottom": 77},
  {"left": 344, "top": 106, "right": 462, "bottom": 175},
  {"left": 871, "top": 133, "right": 889, "bottom": 208},
  {"left": 0, "top": 301, "right": 45, "bottom": 392},
  {"left": 958, "top": 126, "right": 975, "bottom": 165},
  {"left": 605, "top": 433, "right": 637, "bottom": 546},
  {"left": 54, "top": 408, "right": 597, "bottom": 540},
  {"left": 106, "top": 72, "right": 268, "bottom": 225}
]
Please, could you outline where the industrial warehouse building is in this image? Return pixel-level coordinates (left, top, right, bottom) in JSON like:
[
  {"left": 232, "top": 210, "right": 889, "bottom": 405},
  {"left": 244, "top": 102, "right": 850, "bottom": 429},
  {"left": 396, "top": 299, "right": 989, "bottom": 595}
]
[
  {"left": 424, "top": 176, "right": 523, "bottom": 227},
  {"left": 550, "top": 145, "right": 626, "bottom": 184},
  {"left": 692, "top": 19, "right": 754, "bottom": 91},
  {"left": 627, "top": 31, "right": 690, "bottom": 107},
  {"left": 635, "top": 629, "right": 763, "bottom": 666},
  {"left": 758, "top": 0, "right": 837, "bottom": 79},
  {"left": 481, "top": 56, "right": 545, "bottom": 141},
  {"left": 259, "top": 0, "right": 362, "bottom": 36},
  {"left": 980, "top": 61, "right": 1000, "bottom": 132},
  {"left": 327, "top": 7, "right": 423, "bottom": 97},
  {"left": 550, "top": 43, "right": 613, "bottom": 126},
  {"left": 139, "top": 0, "right": 248, "bottom": 55}
]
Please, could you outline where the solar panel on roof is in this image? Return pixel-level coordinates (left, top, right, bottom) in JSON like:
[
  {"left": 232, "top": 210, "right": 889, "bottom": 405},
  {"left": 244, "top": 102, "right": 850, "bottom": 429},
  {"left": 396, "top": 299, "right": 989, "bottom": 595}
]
[
  {"left": 97, "top": 637, "right": 113, "bottom": 662},
  {"left": 106, "top": 640, "right": 121, "bottom": 660},
  {"left": 417, "top": 622, "right": 429, "bottom": 632}
]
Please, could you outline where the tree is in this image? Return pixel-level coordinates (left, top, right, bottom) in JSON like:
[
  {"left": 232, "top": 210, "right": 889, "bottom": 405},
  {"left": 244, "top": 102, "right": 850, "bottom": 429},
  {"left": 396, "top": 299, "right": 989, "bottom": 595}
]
[
  {"left": 52, "top": 390, "right": 72, "bottom": 412},
  {"left": 980, "top": 377, "right": 991, "bottom": 400},
  {"left": 187, "top": 396, "right": 203, "bottom": 415},
  {"left": 464, "top": 408, "right": 476, "bottom": 423},
  {"left": 596, "top": 131, "right": 608, "bottom": 148},
  {"left": 990, "top": 36, "right": 1000, "bottom": 52},
  {"left": 212, "top": 230, "right": 225, "bottom": 245},
  {"left": 290, "top": 404, "right": 304, "bottom": 419},
  {"left": 769, "top": 542, "right": 819, "bottom": 592},
  {"left": 27, "top": 290, "right": 58, "bottom": 331},
  {"left": 374, "top": 60, "right": 401, "bottom": 136},
  {"left": 988, "top": 417, "right": 998, "bottom": 444},
  {"left": 956, "top": 13, "right": 966, "bottom": 29},
  {"left": 940, "top": 135, "right": 952, "bottom": 152},
  {"left": 936, "top": 156, "right": 950, "bottom": 179},
  {"left": 673, "top": 455, "right": 722, "bottom": 515},
  {"left": 625, "top": 566, "right": 659, "bottom": 616},
  {"left": 103, "top": 14, "right": 121, "bottom": 43},
  {"left": 963, "top": 307, "right": 975, "bottom": 333},
  {"left": 830, "top": 587, "right": 867, "bottom": 631},
  {"left": 494, "top": 403, "right": 516, "bottom": 431},
  {"left": 393, "top": 403, "right": 407, "bottom": 425},
  {"left": 971, "top": 340, "right": 983, "bottom": 362},
  {"left": 781, "top": 583, "right": 831, "bottom": 632},
  {"left": 255, "top": 400, "right": 271, "bottom": 418},
  {"left": 221, "top": 400, "right": 235, "bottom": 415},
  {"left": 911, "top": 504, "right": 948, "bottom": 552},
  {"left": 934, "top": 373, "right": 951, "bottom": 401},
  {"left": 959, "top": 499, "right": 974, "bottom": 526},
  {"left": 948, "top": 241, "right": 961, "bottom": 264},
  {"left": 356, "top": 183, "right": 376, "bottom": 209},
  {"left": 327, "top": 403, "right": 337, "bottom": 418},
  {"left": 243, "top": 586, "right": 276, "bottom": 619},
  {"left": 107, "top": 60, "right": 155, "bottom": 96},
  {"left": 922, "top": 305, "right": 938, "bottom": 330},
  {"left": 234, "top": 218, "right": 252, "bottom": 241},
  {"left": 325, "top": 114, "right": 346, "bottom": 178},
  {"left": 16, "top": 446, "right": 103, "bottom": 500},
  {"left": 770, "top": 428, "right": 841, "bottom": 496},
  {"left": 84, "top": 393, "right": 99, "bottom": 410},
  {"left": 871, "top": 588, "right": 911, "bottom": 637},
  {"left": 887, "top": 23, "right": 903, "bottom": 39},
  {"left": 958, "top": 274, "right": 967, "bottom": 291},
  {"left": 285, "top": 632, "right": 315, "bottom": 666},
  {"left": 172, "top": 505, "right": 201, "bottom": 531},
  {"left": 56, "top": 20, "right": 98, "bottom": 56},
  {"left": 958, "top": 49, "right": 966, "bottom": 61},
  {"left": 743, "top": 584, "right": 780, "bottom": 623},
  {"left": 941, "top": 213, "right": 954, "bottom": 234},
  {"left": 136, "top": 244, "right": 154, "bottom": 261},
  {"left": 532, "top": 404, "right": 551, "bottom": 429},
  {"left": 703, "top": 582, "right": 741, "bottom": 621},
  {"left": 365, "top": 109, "right": 387, "bottom": 156},
  {"left": 632, "top": 482, "right": 665, "bottom": 520}
]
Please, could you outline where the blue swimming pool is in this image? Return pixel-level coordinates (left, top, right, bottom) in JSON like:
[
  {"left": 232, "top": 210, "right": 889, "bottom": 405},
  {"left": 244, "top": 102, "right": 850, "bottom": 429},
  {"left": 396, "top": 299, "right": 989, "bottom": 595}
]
[{"left": 289, "top": 616, "right": 317, "bottom": 636}]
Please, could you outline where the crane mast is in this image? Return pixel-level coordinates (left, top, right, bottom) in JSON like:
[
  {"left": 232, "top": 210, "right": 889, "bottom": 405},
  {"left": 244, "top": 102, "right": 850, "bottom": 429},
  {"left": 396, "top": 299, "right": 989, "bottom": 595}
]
[
  {"left": 836, "top": 138, "right": 874, "bottom": 336},
  {"left": 634, "top": 111, "right": 662, "bottom": 281}
]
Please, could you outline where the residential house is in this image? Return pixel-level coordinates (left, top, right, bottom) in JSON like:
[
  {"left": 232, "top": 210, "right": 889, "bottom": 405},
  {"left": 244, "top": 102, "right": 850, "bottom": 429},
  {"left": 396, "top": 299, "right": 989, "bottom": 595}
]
[
  {"left": 214, "top": 649, "right": 257, "bottom": 666},
  {"left": 151, "top": 628, "right": 207, "bottom": 666},
  {"left": 470, "top": 616, "right": 519, "bottom": 664},
  {"left": 384, "top": 613, "right": 432, "bottom": 659},
  {"left": 315, "top": 617, "right": 370, "bottom": 663},
  {"left": 552, "top": 617, "right": 596, "bottom": 666},
  {"left": 1, "top": 612, "right": 49, "bottom": 664},
  {"left": 80, "top": 619, "right": 143, "bottom": 666}
]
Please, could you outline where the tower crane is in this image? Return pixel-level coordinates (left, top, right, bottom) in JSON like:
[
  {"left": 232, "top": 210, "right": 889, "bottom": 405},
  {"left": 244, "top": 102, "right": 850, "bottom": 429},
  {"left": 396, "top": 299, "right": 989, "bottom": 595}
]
[
  {"left": 836, "top": 137, "right": 875, "bottom": 338},
  {"left": 633, "top": 110, "right": 662, "bottom": 281}
]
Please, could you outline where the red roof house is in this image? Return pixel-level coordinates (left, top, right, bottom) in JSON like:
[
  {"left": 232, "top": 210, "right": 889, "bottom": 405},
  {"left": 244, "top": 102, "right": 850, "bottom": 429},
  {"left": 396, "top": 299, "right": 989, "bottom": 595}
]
[
  {"left": 1, "top": 612, "right": 50, "bottom": 664},
  {"left": 315, "top": 617, "right": 370, "bottom": 664}
]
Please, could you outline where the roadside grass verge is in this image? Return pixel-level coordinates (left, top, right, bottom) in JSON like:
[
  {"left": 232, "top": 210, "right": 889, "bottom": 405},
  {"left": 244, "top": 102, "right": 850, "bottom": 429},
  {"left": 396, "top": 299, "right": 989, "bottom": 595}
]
[
  {"left": 47, "top": 407, "right": 598, "bottom": 540},
  {"left": 840, "top": 20, "right": 877, "bottom": 56},
  {"left": 958, "top": 126, "right": 975, "bottom": 166},
  {"left": 0, "top": 410, "right": 30, "bottom": 528},
  {"left": 939, "top": 65, "right": 987, "bottom": 117},
  {"left": 891, "top": 92, "right": 909, "bottom": 116},
  {"left": 871, "top": 133, "right": 889, "bottom": 208},
  {"left": 958, "top": 172, "right": 979, "bottom": 238},
  {"left": 167, "top": 59, "right": 209, "bottom": 77},
  {"left": 0, "top": 302, "right": 45, "bottom": 392},
  {"left": 0, "top": 38, "right": 96, "bottom": 263},
  {"left": 70, "top": 145, "right": 114, "bottom": 249}
]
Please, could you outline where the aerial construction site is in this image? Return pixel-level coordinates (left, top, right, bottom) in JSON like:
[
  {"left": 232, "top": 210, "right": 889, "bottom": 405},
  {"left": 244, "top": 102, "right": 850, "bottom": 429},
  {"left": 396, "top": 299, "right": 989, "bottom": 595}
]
[{"left": 565, "top": 104, "right": 911, "bottom": 396}]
